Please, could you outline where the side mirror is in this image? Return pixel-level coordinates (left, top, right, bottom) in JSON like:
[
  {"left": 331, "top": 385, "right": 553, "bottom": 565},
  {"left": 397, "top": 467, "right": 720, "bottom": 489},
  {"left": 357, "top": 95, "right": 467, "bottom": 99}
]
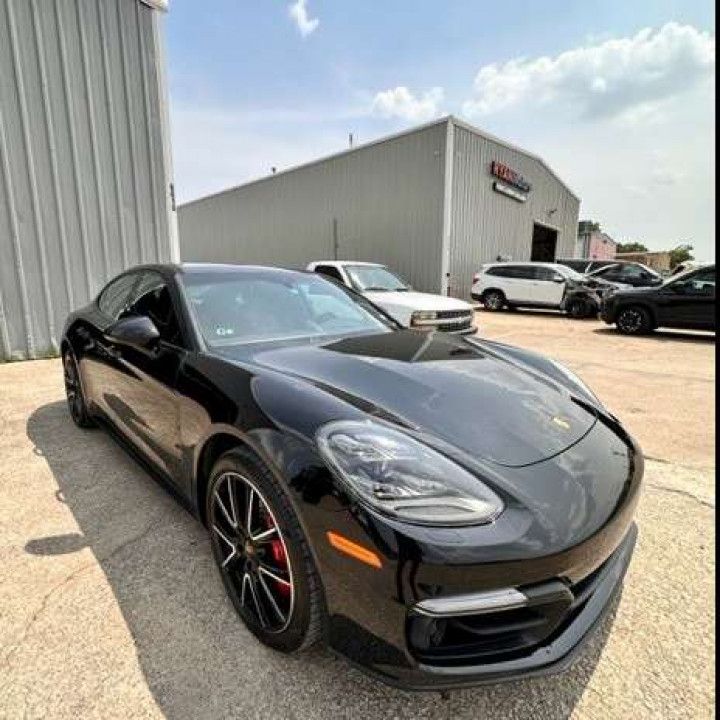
[
  {"left": 552, "top": 276, "right": 565, "bottom": 283},
  {"left": 106, "top": 315, "right": 160, "bottom": 349}
]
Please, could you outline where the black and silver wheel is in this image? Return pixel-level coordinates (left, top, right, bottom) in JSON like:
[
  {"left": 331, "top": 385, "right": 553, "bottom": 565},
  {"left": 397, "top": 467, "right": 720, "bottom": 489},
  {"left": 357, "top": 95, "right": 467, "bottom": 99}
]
[
  {"left": 482, "top": 290, "right": 506, "bottom": 312},
  {"left": 63, "top": 352, "right": 95, "bottom": 428},
  {"left": 207, "top": 449, "right": 325, "bottom": 652},
  {"left": 616, "top": 306, "right": 652, "bottom": 335}
]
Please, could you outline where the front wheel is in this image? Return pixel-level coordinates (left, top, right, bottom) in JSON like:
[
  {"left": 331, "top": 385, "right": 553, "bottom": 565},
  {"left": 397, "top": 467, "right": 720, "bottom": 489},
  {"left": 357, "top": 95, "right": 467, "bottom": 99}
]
[
  {"left": 63, "top": 352, "right": 95, "bottom": 428},
  {"left": 616, "top": 306, "right": 653, "bottom": 335},
  {"left": 206, "top": 449, "right": 326, "bottom": 653}
]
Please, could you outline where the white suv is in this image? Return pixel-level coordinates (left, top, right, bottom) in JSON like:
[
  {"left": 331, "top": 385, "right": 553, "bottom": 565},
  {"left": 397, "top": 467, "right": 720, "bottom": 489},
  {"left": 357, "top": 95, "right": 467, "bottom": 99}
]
[
  {"left": 471, "top": 262, "right": 586, "bottom": 311},
  {"left": 307, "top": 261, "right": 476, "bottom": 334}
]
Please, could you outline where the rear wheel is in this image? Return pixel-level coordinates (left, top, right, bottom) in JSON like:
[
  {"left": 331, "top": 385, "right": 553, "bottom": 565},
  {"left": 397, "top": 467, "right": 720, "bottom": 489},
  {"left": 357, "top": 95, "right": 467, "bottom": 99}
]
[
  {"left": 63, "top": 352, "right": 95, "bottom": 428},
  {"left": 616, "top": 306, "right": 653, "bottom": 335},
  {"left": 206, "top": 449, "right": 325, "bottom": 652},
  {"left": 482, "top": 290, "right": 506, "bottom": 312}
]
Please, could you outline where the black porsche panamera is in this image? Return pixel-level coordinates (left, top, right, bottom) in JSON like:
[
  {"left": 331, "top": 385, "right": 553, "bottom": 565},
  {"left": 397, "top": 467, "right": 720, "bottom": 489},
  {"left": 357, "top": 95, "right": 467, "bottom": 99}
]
[{"left": 61, "top": 263, "right": 642, "bottom": 689}]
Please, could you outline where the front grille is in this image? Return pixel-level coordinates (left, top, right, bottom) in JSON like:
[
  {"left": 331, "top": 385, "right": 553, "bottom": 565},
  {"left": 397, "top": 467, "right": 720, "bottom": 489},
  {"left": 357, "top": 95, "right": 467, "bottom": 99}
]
[
  {"left": 437, "top": 319, "right": 473, "bottom": 333},
  {"left": 436, "top": 310, "right": 474, "bottom": 320},
  {"left": 408, "top": 563, "right": 608, "bottom": 667}
]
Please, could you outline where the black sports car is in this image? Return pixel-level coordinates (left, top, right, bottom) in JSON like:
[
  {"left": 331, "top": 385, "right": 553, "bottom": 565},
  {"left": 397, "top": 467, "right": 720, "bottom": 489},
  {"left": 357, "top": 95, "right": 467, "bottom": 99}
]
[{"left": 61, "top": 263, "right": 642, "bottom": 689}]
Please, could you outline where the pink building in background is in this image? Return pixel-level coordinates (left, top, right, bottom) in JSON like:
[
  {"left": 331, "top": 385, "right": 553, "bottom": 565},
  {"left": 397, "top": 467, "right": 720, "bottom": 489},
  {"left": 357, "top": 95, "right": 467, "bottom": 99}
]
[{"left": 575, "top": 222, "right": 617, "bottom": 260}]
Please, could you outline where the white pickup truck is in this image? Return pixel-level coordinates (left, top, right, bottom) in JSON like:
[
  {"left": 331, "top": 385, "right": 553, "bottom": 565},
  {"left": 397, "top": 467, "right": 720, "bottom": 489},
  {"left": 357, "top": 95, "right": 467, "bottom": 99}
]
[{"left": 306, "top": 260, "right": 476, "bottom": 334}]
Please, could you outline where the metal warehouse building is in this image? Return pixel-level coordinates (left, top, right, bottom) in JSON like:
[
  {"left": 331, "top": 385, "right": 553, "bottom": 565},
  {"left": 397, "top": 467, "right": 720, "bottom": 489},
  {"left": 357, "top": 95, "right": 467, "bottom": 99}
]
[
  {"left": 179, "top": 116, "right": 580, "bottom": 299},
  {"left": 0, "top": 0, "right": 177, "bottom": 361}
]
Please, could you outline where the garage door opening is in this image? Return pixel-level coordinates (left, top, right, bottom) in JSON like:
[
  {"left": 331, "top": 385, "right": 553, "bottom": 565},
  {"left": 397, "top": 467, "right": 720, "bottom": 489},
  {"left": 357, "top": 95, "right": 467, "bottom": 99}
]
[{"left": 531, "top": 223, "right": 558, "bottom": 262}]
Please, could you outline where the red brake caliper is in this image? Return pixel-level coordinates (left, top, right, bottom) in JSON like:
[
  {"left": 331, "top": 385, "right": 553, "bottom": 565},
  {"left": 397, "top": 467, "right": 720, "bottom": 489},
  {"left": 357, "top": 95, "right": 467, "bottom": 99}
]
[{"left": 266, "top": 514, "right": 290, "bottom": 597}]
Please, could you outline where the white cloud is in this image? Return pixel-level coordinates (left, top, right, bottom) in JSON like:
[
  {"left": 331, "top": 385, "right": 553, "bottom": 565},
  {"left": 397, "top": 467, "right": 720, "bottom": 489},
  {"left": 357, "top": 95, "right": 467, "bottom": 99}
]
[
  {"left": 288, "top": 0, "right": 319, "bottom": 38},
  {"left": 371, "top": 86, "right": 444, "bottom": 122},
  {"left": 463, "top": 23, "right": 715, "bottom": 120}
]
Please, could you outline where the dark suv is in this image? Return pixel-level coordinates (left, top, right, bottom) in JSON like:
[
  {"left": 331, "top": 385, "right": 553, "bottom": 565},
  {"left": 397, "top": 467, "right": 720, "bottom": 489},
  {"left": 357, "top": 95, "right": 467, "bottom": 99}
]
[
  {"left": 557, "top": 259, "right": 663, "bottom": 288},
  {"left": 601, "top": 265, "right": 716, "bottom": 334}
]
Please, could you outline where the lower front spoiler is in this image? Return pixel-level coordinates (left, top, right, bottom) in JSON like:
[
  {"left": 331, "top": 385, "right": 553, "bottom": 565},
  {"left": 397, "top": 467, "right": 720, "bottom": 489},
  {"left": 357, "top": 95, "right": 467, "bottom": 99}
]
[{"left": 367, "top": 523, "right": 638, "bottom": 691}]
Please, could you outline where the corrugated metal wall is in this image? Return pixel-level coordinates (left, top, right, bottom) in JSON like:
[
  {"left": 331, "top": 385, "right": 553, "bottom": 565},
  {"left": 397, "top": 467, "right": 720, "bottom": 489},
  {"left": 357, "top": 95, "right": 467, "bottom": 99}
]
[
  {"left": 448, "top": 122, "right": 580, "bottom": 299},
  {"left": 179, "top": 122, "right": 448, "bottom": 294},
  {"left": 0, "top": 0, "right": 174, "bottom": 360}
]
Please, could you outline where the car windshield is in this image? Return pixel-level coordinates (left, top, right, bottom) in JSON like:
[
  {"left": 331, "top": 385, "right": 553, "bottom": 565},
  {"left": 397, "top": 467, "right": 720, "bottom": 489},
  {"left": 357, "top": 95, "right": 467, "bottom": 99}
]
[
  {"left": 344, "top": 265, "right": 409, "bottom": 292},
  {"left": 182, "top": 270, "right": 392, "bottom": 346}
]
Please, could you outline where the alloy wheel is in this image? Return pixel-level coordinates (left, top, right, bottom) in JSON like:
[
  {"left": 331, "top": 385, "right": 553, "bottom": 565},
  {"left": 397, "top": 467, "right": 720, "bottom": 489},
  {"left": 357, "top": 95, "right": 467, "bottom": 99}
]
[
  {"left": 617, "top": 309, "right": 643, "bottom": 333},
  {"left": 484, "top": 292, "right": 504, "bottom": 311},
  {"left": 63, "top": 354, "right": 83, "bottom": 423},
  {"left": 210, "top": 472, "right": 295, "bottom": 633}
]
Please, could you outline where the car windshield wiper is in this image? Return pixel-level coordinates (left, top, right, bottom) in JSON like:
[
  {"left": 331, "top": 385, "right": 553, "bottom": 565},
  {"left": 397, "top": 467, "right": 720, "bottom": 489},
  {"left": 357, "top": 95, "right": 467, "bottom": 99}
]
[
  {"left": 394, "top": 287, "right": 410, "bottom": 292},
  {"left": 363, "top": 286, "right": 393, "bottom": 291}
]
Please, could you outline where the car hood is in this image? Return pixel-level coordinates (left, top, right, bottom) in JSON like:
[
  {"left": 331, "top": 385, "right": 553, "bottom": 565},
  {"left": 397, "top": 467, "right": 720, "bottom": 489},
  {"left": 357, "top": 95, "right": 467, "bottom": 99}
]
[
  {"left": 611, "top": 285, "right": 659, "bottom": 298},
  {"left": 363, "top": 290, "right": 472, "bottom": 312},
  {"left": 232, "top": 330, "right": 597, "bottom": 468}
]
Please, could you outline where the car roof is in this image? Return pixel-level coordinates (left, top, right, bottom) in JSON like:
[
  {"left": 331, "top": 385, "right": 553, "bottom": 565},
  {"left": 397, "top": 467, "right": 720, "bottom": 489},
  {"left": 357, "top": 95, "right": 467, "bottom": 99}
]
[
  {"left": 179, "top": 262, "right": 303, "bottom": 276},
  {"left": 310, "top": 260, "right": 384, "bottom": 268},
  {"left": 485, "top": 261, "right": 567, "bottom": 269}
]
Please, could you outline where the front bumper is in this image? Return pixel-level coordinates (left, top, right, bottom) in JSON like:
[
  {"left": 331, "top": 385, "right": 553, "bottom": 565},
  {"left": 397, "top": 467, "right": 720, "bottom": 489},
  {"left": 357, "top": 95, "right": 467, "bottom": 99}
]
[
  {"left": 310, "top": 422, "right": 643, "bottom": 690},
  {"left": 326, "top": 524, "right": 637, "bottom": 690},
  {"left": 400, "top": 523, "right": 637, "bottom": 689}
]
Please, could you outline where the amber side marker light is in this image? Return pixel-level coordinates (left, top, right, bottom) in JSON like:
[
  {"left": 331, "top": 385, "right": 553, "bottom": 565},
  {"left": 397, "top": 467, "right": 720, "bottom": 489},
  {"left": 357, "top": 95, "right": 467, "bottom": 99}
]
[{"left": 326, "top": 531, "right": 382, "bottom": 569}]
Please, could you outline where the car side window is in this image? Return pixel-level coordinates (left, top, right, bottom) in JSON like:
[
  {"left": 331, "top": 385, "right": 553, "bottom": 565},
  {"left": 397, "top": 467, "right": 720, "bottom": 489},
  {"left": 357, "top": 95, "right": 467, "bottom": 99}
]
[
  {"left": 513, "top": 266, "right": 537, "bottom": 280},
  {"left": 124, "top": 272, "right": 185, "bottom": 347},
  {"left": 617, "top": 265, "right": 645, "bottom": 279},
  {"left": 98, "top": 273, "right": 139, "bottom": 320},
  {"left": 670, "top": 270, "right": 716, "bottom": 296},
  {"left": 314, "top": 265, "right": 345, "bottom": 283},
  {"left": 533, "top": 267, "right": 562, "bottom": 282},
  {"left": 485, "top": 266, "right": 508, "bottom": 277}
]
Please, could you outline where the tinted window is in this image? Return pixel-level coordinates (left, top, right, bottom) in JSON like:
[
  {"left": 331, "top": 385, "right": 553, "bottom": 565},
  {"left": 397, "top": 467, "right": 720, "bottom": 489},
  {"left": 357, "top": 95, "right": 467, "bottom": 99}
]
[
  {"left": 511, "top": 266, "right": 538, "bottom": 280},
  {"left": 533, "top": 267, "right": 564, "bottom": 281},
  {"left": 486, "top": 266, "right": 535, "bottom": 279},
  {"left": 485, "top": 266, "right": 510, "bottom": 277},
  {"left": 125, "top": 272, "right": 184, "bottom": 346},
  {"left": 668, "top": 269, "right": 716, "bottom": 296},
  {"left": 314, "top": 265, "right": 344, "bottom": 283},
  {"left": 98, "top": 273, "right": 139, "bottom": 320}
]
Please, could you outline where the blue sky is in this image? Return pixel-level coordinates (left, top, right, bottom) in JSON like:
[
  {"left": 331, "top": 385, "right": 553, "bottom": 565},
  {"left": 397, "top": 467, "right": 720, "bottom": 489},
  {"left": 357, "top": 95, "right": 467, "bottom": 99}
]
[{"left": 165, "top": 1, "right": 715, "bottom": 259}]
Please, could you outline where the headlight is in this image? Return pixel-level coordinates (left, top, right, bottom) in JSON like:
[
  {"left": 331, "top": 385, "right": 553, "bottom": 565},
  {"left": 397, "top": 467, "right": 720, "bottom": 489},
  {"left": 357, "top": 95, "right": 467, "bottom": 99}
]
[
  {"left": 411, "top": 310, "right": 437, "bottom": 325},
  {"left": 316, "top": 420, "right": 503, "bottom": 526}
]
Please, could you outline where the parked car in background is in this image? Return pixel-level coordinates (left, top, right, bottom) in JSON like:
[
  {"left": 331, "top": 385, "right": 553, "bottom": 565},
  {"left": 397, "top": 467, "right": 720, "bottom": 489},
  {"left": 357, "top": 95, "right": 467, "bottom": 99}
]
[
  {"left": 307, "top": 261, "right": 475, "bottom": 334},
  {"left": 601, "top": 264, "right": 716, "bottom": 334},
  {"left": 471, "top": 262, "right": 617, "bottom": 316},
  {"left": 557, "top": 259, "right": 663, "bottom": 287}
]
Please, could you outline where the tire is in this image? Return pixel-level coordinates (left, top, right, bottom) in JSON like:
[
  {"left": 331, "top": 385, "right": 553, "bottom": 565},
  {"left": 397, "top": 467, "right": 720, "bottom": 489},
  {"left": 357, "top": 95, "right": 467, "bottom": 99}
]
[
  {"left": 206, "top": 448, "right": 326, "bottom": 653},
  {"left": 616, "top": 306, "right": 653, "bottom": 335},
  {"left": 482, "top": 290, "right": 506, "bottom": 312},
  {"left": 567, "top": 298, "right": 588, "bottom": 319},
  {"left": 63, "top": 352, "right": 95, "bottom": 428}
]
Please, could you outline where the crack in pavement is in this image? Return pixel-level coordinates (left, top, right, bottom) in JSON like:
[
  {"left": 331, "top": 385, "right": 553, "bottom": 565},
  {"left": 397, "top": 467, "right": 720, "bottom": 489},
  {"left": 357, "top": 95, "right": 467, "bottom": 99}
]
[
  {"left": 645, "top": 482, "right": 715, "bottom": 510},
  {"left": 0, "top": 522, "right": 158, "bottom": 680}
]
